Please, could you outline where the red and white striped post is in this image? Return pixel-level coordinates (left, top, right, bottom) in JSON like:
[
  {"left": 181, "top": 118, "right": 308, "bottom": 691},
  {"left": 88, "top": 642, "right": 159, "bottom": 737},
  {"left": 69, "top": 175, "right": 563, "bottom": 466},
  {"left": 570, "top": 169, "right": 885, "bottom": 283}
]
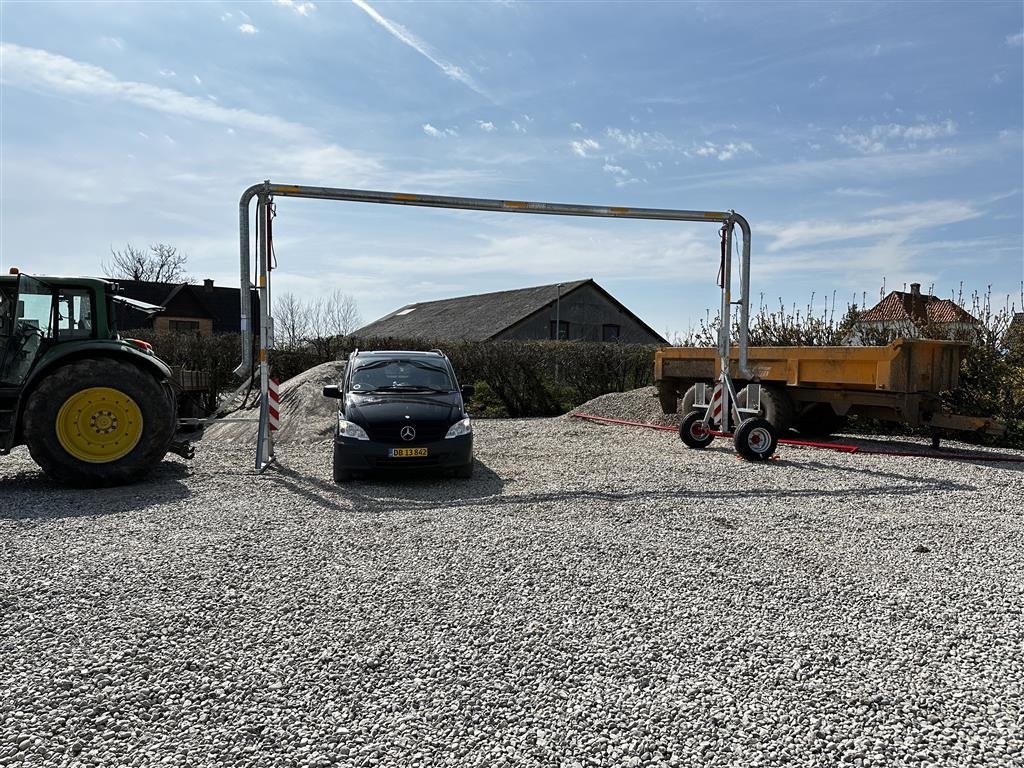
[
  {"left": 709, "top": 382, "right": 724, "bottom": 429},
  {"left": 268, "top": 378, "right": 281, "bottom": 433}
]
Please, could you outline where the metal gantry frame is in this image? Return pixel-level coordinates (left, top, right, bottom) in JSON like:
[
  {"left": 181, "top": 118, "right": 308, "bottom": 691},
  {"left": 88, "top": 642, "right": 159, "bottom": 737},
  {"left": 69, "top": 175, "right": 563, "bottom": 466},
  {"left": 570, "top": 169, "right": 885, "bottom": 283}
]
[{"left": 235, "top": 181, "right": 756, "bottom": 470}]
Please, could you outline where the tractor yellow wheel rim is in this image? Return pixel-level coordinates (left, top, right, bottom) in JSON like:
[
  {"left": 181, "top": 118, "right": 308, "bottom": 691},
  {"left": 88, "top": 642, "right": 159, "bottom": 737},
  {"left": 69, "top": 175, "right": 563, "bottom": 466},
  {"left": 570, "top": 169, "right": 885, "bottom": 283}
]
[{"left": 55, "top": 387, "right": 144, "bottom": 463}]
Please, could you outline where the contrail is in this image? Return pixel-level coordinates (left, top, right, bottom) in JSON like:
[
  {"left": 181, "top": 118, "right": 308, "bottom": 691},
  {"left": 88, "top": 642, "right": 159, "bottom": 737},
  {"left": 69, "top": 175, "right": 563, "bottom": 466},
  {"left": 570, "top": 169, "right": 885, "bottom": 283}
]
[{"left": 351, "top": 0, "right": 492, "bottom": 101}]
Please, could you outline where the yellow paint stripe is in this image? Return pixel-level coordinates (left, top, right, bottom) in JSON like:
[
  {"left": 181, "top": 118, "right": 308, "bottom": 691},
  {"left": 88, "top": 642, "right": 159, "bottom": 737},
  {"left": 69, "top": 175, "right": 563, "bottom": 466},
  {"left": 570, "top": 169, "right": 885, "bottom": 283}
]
[
  {"left": 275, "top": 185, "right": 302, "bottom": 194},
  {"left": 259, "top": 275, "right": 266, "bottom": 287},
  {"left": 393, "top": 193, "right": 418, "bottom": 201},
  {"left": 609, "top": 207, "right": 630, "bottom": 214},
  {"left": 259, "top": 349, "right": 267, "bottom": 362},
  {"left": 503, "top": 200, "right": 528, "bottom": 208},
  {"left": 704, "top": 212, "right": 727, "bottom": 218}
]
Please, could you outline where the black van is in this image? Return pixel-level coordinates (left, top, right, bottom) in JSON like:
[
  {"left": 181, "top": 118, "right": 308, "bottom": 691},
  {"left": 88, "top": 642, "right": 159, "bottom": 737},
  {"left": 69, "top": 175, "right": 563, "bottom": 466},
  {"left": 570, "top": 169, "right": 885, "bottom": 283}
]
[{"left": 323, "top": 350, "right": 474, "bottom": 482}]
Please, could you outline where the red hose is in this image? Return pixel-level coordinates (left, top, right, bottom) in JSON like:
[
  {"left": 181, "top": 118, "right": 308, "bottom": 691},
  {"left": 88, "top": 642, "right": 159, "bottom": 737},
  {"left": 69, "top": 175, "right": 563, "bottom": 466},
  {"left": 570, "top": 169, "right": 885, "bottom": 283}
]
[{"left": 570, "top": 412, "right": 1024, "bottom": 463}]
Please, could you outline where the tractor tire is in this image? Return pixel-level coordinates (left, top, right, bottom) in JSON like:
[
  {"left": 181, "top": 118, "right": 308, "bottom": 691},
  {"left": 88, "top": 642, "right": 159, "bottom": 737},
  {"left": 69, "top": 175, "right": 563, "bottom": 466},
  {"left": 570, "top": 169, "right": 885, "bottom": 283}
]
[
  {"left": 735, "top": 385, "right": 795, "bottom": 432},
  {"left": 23, "top": 358, "right": 177, "bottom": 487},
  {"left": 734, "top": 417, "right": 778, "bottom": 461},
  {"left": 793, "top": 403, "right": 848, "bottom": 437}
]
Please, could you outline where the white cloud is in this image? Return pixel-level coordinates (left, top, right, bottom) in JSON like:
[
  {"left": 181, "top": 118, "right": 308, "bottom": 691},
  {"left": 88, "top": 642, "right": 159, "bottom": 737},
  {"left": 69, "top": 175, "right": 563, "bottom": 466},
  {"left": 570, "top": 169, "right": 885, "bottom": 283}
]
[
  {"left": 690, "top": 140, "right": 754, "bottom": 161},
  {"left": 221, "top": 12, "right": 233, "bottom": 21},
  {"left": 838, "top": 119, "right": 957, "bottom": 153},
  {"left": 762, "top": 199, "right": 983, "bottom": 252},
  {"left": 602, "top": 163, "right": 629, "bottom": 177},
  {"left": 275, "top": 0, "right": 317, "bottom": 16},
  {"left": 832, "top": 187, "right": 887, "bottom": 198},
  {"left": 1007, "top": 31, "right": 1023, "bottom": 46},
  {"left": 604, "top": 127, "right": 676, "bottom": 153},
  {"left": 570, "top": 122, "right": 583, "bottom": 132},
  {"left": 239, "top": 23, "right": 258, "bottom": 35},
  {"left": 193, "top": 74, "right": 202, "bottom": 85},
  {"left": 570, "top": 139, "right": 600, "bottom": 157},
  {"left": 476, "top": 120, "right": 496, "bottom": 132},
  {"left": 351, "top": 0, "right": 490, "bottom": 100},
  {"left": 0, "top": 42, "right": 311, "bottom": 140},
  {"left": 100, "top": 36, "right": 124, "bottom": 50},
  {"left": 511, "top": 120, "right": 527, "bottom": 133},
  {"left": 808, "top": 74, "right": 827, "bottom": 89},
  {"left": 158, "top": 69, "right": 176, "bottom": 78},
  {"left": 137, "top": 131, "right": 148, "bottom": 139},
  {"left": 422, "top": 123, "right": 457, "bottom": 138}
]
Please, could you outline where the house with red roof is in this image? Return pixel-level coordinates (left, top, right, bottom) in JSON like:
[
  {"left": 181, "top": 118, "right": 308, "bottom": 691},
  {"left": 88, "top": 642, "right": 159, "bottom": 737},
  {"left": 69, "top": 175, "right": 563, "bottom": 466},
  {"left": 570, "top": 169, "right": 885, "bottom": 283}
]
[{"left": 843, "top": 283, "right": 982, "bottom": 345}]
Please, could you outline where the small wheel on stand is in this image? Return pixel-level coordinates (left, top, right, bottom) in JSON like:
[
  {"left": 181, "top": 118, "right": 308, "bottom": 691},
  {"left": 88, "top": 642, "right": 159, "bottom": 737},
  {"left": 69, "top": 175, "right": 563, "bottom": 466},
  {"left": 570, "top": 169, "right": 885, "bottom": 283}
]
[
  {"left": 734, "top": 417, "right": 778, "bottom": 461},
  {"left": 679, "top": 411, "right": 715, "bottom": 449}
]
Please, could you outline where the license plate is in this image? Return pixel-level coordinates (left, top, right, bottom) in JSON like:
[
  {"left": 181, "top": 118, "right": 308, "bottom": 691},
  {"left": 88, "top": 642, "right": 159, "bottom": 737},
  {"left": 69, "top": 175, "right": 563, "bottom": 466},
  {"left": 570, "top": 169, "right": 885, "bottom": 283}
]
[{"left": 389, "top": 447, "right": 428, "bottom": 458}]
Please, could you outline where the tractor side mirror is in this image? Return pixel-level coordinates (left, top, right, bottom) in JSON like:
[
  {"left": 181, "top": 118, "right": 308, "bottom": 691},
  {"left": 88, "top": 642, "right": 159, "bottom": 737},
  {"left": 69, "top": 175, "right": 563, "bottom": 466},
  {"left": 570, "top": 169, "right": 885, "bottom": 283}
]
[
  {"left": 322, "top": 384, "right": 342, "bottom": 399},
  {"left": 460, "top": 384, "right": 475, "bottom": 400}
]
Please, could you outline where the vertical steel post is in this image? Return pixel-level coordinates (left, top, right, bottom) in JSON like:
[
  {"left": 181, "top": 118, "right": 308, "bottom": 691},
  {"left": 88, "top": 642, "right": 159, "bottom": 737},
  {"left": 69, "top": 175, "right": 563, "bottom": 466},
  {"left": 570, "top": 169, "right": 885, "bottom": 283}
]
[
  {"left": 255, "top": 194, "right": 272, "bottom": 470},
  {"left": 717, "top": 222, "right": 733, "bottom": 430}
]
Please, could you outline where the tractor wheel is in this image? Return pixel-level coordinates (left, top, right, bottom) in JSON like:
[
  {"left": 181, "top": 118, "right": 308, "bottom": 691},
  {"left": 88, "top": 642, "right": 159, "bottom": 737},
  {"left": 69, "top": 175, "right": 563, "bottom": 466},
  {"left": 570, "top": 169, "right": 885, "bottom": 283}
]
[
  {"left": 735, "top": 385, "right": 795, "bottom": 432},
  {"left": 793, "top": 403, "right": 848, "bottom": 438},
  {"left": 23, "top": 359, "right": 176, "bottom": 486},
  {"left": 734, "top": 418, "right": 778, "bottom": 461},
  {"left": 679, "top": 411, "right": 715, "bottom": 449},
  {"left": 332, "top": 444, "right": 354, "bottom": 483}
]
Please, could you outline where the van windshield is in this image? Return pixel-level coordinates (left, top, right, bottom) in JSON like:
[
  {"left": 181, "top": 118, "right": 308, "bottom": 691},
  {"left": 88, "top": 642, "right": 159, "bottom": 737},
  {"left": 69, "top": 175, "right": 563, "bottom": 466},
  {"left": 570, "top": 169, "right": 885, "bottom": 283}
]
[{"left": 348, "top": 359, "right": 454, "bottom": 393}]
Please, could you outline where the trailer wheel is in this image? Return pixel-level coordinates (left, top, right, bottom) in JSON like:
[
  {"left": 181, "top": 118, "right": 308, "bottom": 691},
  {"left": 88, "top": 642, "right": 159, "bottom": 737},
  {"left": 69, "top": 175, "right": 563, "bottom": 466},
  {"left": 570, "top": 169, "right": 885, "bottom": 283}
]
[
  {"left": 679, "top": 411, "right": 715, "bottom": 449},
  {"left": 656, "top": 379, "right": 679, "bottom": 414},
  {"left": 734, "top": 417, "right": 778, "bottom": 461},
  {"left": 23, "top": 358, "right": 176, "bottom": 486},
  {"left": 736, "top": 385, "right": 794, "bottom": 432},
  {"left": 681, "top": 385, "right": 701, "bottom": 416},
  {"left": 794, "top": 404, "right": 847, "bottom": 437}
]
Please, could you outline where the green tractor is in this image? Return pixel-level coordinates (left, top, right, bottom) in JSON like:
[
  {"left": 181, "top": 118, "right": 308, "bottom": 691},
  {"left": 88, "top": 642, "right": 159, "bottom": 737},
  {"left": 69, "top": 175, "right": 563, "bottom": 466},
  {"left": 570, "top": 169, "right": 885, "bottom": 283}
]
[{"left": 0, "top": 273, "right": 196, "bottom": 486}]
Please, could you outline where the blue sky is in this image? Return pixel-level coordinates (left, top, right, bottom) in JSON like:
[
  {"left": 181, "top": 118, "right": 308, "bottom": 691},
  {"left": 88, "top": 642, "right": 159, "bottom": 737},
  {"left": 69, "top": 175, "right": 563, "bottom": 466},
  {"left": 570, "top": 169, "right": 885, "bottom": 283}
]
[{"left": 2, "top": 0, "right": 1022, "bottom": 337}]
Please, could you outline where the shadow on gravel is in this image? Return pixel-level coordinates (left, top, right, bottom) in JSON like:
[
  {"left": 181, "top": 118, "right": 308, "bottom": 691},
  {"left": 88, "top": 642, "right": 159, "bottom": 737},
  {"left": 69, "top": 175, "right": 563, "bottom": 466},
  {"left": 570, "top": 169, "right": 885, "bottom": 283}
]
[
  {"left": 829, "top": 435, "right": 1024, "bottom": 471},
  {"left": 265, "top": 458, "right": 507, "bottom": 513},
  {"left": 0, "top": 460, "right": 192, "bottom": 521}
]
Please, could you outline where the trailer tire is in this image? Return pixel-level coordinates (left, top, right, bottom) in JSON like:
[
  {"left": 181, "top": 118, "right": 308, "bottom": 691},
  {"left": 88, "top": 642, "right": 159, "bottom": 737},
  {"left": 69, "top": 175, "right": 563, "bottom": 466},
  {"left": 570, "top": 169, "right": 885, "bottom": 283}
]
[
  {"left": 23, "top": 358, "right": 176, "bottom": 487},
  {"left": 657, "top": 379, "right": 679, "bottom": 414},
  {"left": 794, "top": 403, "right": 847, "bottom": 437},
  {"left": 679, "top": 411, "right": 715, "bottom": 449},
  {"left": 681, "top": 385, "right": 703, "bottom": 416},
  {"left": 736, "top": 385, "right": 795, "bottom": 432},
  {"left": 734, "top": 417, "right": 778, "bottom": 461}
]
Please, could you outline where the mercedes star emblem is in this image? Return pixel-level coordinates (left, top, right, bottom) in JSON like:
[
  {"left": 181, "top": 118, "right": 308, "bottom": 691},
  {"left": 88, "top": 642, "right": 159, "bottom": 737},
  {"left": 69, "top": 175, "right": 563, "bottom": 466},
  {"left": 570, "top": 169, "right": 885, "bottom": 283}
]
[{"left": 400, "top": 426, "right": 416, "bottom": 441}]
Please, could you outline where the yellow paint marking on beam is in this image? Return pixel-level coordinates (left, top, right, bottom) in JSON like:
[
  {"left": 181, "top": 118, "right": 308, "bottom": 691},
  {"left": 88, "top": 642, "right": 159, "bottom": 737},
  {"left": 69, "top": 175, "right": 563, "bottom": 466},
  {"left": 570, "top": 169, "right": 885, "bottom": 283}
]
[
  {"left": 704, "top": 212, "right": 727, "bottom": 218},
  {"left": 259, "top": 275, "right": 266, "bottom": 287},
  {"left": 259, "top": 349, "right": 267, "bottom": 362},
  {"left": 609, "top": 207, "right": 631, "bottom": 214},
  {"left": 503, "top": 200, "right": 528, "bottom": 208},
  {"left": 393, "top": 193, "right": 418, "bottom": 201},
  {"left": 275, "top": 185, "right": 302, "bottom": 194}
]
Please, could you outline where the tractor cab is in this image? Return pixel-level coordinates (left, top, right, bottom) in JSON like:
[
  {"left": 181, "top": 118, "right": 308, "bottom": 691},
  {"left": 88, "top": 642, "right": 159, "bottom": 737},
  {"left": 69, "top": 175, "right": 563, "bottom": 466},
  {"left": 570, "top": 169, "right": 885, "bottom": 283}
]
[{"left": 0, "top": 274, "right": 102, "bottom": 388}]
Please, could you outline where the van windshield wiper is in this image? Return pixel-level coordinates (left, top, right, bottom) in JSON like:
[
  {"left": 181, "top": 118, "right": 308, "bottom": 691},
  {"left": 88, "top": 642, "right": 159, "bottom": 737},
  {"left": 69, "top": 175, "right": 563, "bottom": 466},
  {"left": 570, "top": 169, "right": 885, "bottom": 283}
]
[{"left": 373, "top": 385, "right": 452, "bottom": 393}]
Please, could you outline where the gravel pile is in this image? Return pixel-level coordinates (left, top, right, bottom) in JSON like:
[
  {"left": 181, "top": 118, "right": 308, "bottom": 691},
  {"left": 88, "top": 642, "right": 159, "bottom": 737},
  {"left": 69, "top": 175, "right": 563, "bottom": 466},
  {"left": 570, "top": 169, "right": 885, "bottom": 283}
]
[
  {"left": 204, "top": 361, "right": 344, "bottom": 445},
  {"left": 2, "top": 416, "right": 1022, "bottom": 767},
  {"left": 570, "top": 386, "right": 681, "bottom": 427}
]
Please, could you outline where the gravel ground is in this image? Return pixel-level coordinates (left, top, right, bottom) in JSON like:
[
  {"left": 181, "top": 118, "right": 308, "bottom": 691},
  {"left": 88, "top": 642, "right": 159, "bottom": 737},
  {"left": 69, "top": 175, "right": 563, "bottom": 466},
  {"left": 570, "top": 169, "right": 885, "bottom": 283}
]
[{"left": 2, "top": 406, "right": 1023, "bottom": 767}]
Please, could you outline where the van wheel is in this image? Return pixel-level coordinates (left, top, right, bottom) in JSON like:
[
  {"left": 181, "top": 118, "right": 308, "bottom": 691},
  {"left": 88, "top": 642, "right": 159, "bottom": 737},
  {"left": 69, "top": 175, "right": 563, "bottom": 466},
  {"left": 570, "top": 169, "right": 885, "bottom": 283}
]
[{"left": 332, "top": 444, "right": 353, "bottom": 483}]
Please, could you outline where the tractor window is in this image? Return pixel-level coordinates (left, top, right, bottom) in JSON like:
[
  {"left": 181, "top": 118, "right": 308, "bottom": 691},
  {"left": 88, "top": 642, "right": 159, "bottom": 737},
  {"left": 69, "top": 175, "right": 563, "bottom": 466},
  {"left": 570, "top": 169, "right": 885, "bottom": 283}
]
[
  {"left": 56, "top": 288, "right": 94, "bottom": 339},
  {"left": 17, "top": 291, "right": 54, "bottom": 338}
]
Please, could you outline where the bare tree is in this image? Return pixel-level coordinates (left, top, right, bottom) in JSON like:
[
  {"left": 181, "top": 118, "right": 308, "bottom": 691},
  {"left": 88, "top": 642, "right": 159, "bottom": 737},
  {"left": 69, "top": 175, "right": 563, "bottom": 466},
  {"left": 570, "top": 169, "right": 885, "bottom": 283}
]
[
  {"left": 274, "top": 292, "right": 310, "bottom": 349},
  {"left": 103, "top": 243, "right": 190, "bottom": 282},
  {"left": 324, "top": 289, "right": 362, "bottom": 338}
]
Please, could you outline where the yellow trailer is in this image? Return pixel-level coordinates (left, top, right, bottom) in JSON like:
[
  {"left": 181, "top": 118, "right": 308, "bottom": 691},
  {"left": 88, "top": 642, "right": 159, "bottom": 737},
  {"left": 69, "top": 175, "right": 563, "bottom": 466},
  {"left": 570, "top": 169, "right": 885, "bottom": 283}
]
[{"left": 654, "top": 339, "right": 1004, "bottom": 441}]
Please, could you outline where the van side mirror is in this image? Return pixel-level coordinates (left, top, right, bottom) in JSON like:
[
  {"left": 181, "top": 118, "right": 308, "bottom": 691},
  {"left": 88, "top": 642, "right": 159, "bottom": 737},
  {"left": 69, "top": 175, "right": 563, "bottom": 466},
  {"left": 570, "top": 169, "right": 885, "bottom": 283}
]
[
  {"left": 460, "top": 384, "right": 475, "bottom": 400},
  {"left": 322, "top": 384, "right": 342, "bottom": 399}
]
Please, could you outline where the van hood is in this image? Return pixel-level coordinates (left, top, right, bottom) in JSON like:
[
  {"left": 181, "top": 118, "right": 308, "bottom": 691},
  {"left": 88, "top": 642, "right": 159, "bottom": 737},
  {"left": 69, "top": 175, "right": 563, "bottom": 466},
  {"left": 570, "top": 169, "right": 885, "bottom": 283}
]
[{"left": 343, "top": 391, "right": 463, "bottom": 428}]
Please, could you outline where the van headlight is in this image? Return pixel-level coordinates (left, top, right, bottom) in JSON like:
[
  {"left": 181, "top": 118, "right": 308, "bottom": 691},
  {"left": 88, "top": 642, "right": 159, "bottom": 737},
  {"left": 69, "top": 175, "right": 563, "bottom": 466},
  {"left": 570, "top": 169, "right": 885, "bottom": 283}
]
[
  {"left": 445, "top": 418, "right": 472, "bottom": 439},
  {"left": 337, "top": 417, "right": 369, "bottom": 441}
]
